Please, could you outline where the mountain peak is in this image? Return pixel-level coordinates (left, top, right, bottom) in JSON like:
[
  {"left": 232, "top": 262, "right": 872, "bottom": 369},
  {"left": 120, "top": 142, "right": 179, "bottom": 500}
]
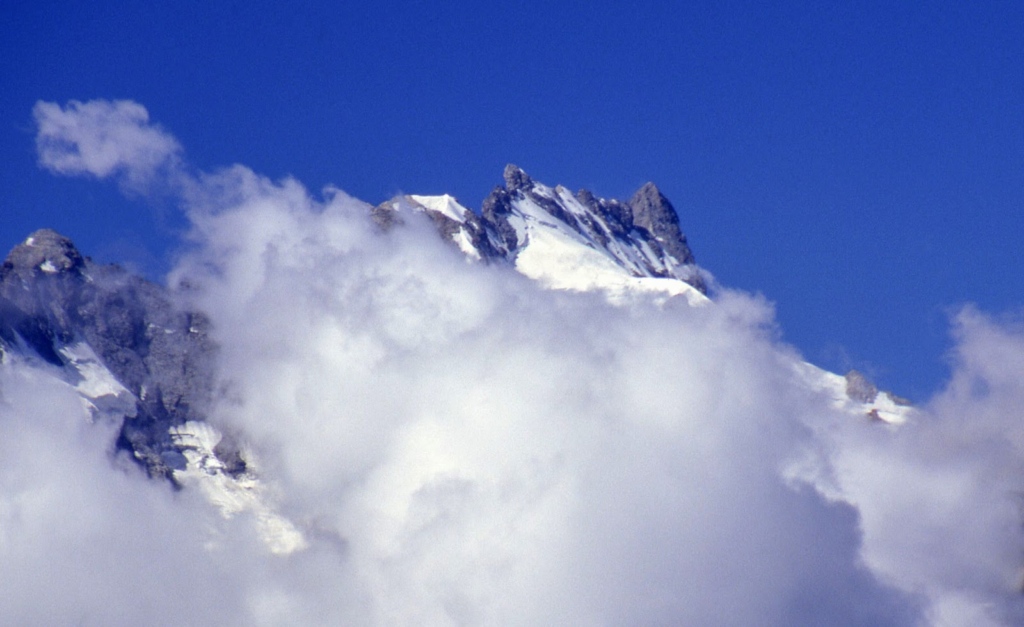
[
  {"left": 629, "top": 181, "right": 667, "bottom": 211},
  {"left": 2, "top": 229, "right": 85, "bottom": 278},
  {"left": 503, "top": 164, "right": 533, "bottom": 192},
  {"left": 636, "top": 181, "right": 660, "bottom": 195}
]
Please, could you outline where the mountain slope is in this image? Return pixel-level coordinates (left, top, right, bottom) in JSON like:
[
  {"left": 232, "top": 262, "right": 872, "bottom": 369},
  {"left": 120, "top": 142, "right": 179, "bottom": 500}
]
[{"left": 0, "top": 229, "right": 221, "bottom": 478}]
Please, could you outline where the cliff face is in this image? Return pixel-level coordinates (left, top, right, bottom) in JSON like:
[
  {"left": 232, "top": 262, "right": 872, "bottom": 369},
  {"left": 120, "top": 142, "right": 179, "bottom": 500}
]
[{"left": 0, "top": 229, "right": 219, "bottom": 480}]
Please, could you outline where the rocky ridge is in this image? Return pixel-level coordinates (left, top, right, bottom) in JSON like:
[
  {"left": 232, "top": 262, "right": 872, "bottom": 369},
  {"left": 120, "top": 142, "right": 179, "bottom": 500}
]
[{"left": 375, "top": 164, "right": 707, "bottom": 299}]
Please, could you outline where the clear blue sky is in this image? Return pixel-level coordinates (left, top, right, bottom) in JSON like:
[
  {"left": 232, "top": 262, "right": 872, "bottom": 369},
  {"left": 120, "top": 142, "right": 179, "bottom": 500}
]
[{"left": 2, "top": 1, "right": 1022, "bottom": 399}]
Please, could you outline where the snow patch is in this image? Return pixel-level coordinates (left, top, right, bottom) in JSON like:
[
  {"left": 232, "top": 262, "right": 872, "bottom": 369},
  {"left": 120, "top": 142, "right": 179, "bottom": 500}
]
[
  {"left": 794, "top": 362, "right": 913, "bottom": 425},
  {"left": 59, "top": 342, "right": 137, "bottom": 420},
  {"left": 452, "top": 228, "right": 481, "bottom": 261},
  {"left": 508, "top": 196, "right": 708, "bottom": 306},
  {"left": 170, "top": 421, "right": 308, "bottom": 555},
  {"left": 408, "top": 194, "right": 470, "bottom": 223}
]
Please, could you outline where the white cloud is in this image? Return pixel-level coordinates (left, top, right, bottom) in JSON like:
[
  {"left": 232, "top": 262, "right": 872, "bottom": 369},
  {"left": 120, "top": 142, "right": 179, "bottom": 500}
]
[
  {"left": 0, "top": 359, "right": 251, "bottom": 624},
  {"left": 17, "top": 98, "right": 1024, "bottom": 625},
  {"left": 801, "top": 307, "right": 1024, "bottom": 625},
  {"left": 33, "top": 99, "right": 181, "bottom": 192},
  {"left": 166, "top": 163, "right": 918, "bottom": 625}
]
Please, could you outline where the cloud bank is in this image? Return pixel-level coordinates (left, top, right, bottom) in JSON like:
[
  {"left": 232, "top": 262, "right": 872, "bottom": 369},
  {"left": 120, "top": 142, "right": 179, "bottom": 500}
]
[
  {"left": 4, "top": 99, "right": 1024, "bottom": 625},
  {"left": 806, "top": 308, "right": 1024, "bottom": 626}
]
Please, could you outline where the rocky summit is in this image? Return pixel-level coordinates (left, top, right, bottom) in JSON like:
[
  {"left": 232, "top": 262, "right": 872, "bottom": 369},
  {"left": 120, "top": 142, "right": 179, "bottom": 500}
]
[
  {"left": 376, "top": 164, "right": 707, "bottom": 298},
  {"left": 0, "top": 229, "right": 222, "bottom": 481}
]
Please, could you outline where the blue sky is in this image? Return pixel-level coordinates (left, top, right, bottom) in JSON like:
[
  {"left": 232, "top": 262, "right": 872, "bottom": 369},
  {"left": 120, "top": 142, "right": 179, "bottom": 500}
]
[{"left": 2, "top": 1, "right": 1022, "bottom": 399}]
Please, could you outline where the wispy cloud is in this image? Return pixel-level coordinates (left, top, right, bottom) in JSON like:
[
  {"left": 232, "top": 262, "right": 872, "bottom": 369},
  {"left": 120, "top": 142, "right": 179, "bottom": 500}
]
[{"left": 8, "top": 98, "right": 1024, "bottom": 625}]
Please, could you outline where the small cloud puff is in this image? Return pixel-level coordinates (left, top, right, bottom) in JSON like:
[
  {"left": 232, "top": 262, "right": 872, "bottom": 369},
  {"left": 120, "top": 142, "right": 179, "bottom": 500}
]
[{"left": 33, "top": 99, "right": 182, "bottom": 192}]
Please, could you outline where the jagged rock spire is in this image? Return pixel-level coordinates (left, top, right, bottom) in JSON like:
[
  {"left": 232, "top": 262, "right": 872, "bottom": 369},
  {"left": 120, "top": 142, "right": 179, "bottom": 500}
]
[
  {"left": 503, "top": 164, "right": 533, "bottom": 192},
  {"left": 628, "top": 182, "right": 695, "bottom": 266}
]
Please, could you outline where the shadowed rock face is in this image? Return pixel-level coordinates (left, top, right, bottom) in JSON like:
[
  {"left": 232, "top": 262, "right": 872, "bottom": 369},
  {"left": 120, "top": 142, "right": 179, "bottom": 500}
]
[
  {"left": 0, "top": 230, "right": 88, "bottom": 362},
  {"left": 0, "top": 230, "right": 225, "bottom": 481},
  {"left": 503, "top": 163, "right": 533, "bottom": 192},
  {"left": 628, "top": 182, "right": 696, "bottom": 267},
  {"left": 478, "top": 185, "right": 518, "bottom": 257},
  {"left": 2, "top": 229, "right": 85, "bottom": 280}
]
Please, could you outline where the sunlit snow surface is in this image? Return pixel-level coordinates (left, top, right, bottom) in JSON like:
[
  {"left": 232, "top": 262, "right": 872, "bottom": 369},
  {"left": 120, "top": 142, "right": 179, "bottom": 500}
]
[
  {"left": 506, "top": 195, "right": 707, "bottom": 306},
  {"left": 795, "top": 361, "right": 913, "bottom": 425},
  {"left": 56, "top": 343, "right": 307, "bottom": 553},
  {"left": 59, "top": 342, "right": 137, "bottom": 421},
  {"left": 170, "top": 421, "right": 307, "bottom": 554},
  {"left": 407, "top": 189, "right": 709, "bottom": 307}
]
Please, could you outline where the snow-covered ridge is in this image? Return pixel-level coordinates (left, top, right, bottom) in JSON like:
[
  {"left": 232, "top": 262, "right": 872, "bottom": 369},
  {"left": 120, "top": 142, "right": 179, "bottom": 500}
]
[
  {"left": 408, "top": 193, "right": 469, "bottom": 222},
  {"left": 378, "top": 165, "right": 708, "bottom": 305}
]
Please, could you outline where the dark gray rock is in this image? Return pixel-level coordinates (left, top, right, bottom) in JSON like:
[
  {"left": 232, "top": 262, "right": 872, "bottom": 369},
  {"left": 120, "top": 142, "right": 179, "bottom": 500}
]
[
  {"left": 574, "top": 183, "right": 706, "bottom": 292},
  {"left": 213, "top": 437, "right": 248, "bottom": 477},
  {"left": 0, "top": 230, "right": 218, "bottom": 482},
  {"left": 628, "top": 182, "right": 696, "bottom": 266},
  {"left": 423, "top": 205, "right": 502, "bottom": 261},
  {"left": 370, "top": 201, "right": 404, "bottom": 230},
  {"left": 503, "top": 163, "right": 533, "bottom": 192},
  {"left": 576, "top": 190, "right": 633, "bottom": 240},
  {"left": 2, "top": 229, "right": 85, "bottom": 281},
  {"left": 480, "top": 186, "right": 520, "bottom": 256}
]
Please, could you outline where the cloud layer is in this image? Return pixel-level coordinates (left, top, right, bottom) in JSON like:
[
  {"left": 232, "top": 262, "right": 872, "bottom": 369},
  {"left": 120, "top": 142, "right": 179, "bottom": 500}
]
[
  {"left": 4, "top": 99, "right": 1024, "bottom": 625},
  {"left": 167, "top": 169, "right": 916, "bottom": 624}
]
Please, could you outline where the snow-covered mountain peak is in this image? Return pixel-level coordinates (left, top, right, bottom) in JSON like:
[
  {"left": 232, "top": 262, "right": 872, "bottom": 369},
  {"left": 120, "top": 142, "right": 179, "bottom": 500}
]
[{"left": 375, "top": 166, "right": 708, "bottom": 302}]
